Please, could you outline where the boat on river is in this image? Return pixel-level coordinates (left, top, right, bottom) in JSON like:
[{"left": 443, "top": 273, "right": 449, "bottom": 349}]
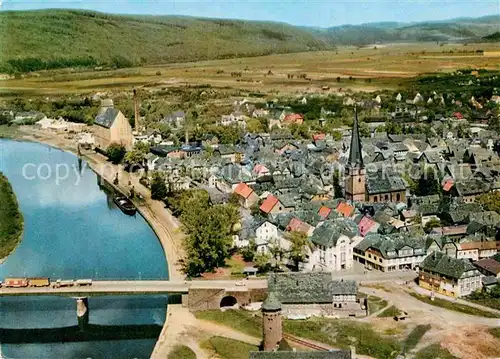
[{"left": 113, "top": 196, "right": 137, "bottom": 215}]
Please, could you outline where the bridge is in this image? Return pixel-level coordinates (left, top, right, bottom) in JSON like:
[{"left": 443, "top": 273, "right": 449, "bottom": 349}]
[{"left": 0, "top": 279, "right": 268, "bottom": 329}]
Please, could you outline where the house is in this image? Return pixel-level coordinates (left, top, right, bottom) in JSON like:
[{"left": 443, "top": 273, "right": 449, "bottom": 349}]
[
  {"left": 260, "top": 194, "right": 292, "bottom": 215},
  {"left": 474, "top": 258, "right": 500, "bottom": 278},
  {"left": 218, "top": 111, "right": 247, "bottom": 128},
  {"left": 358, "top": 216, "right": 379, "bottom": 236},
  {"left": 454, "top": 178, "right": 490, "bottom": 203},
  {"left": 335, "top": 202, "right": 355, "bottom": 218},
  {"left": 286, "top": 218, "right": 314, "bottom": 237},
  {"left": 318, "top": 206, "right": 332, "bottom": 220},
  {"left": 282, "top": 114, "right": 304, "bottom": 126},
  {"left": 161, "top": 111, "right": 185, "bottom": 129},
  {"left": 354, "top": 233, "right": 427, "bottom": 272},
  {"left": 418, "top": 251, "right": 482, "bottom": 298},
  {"left": 233, "top": 182, "right": 259, "bottom": 209},
  {"left": 306, "top": 219, "right": 361, "bottom": 272},
  {"left": 254, "top": 221, "right": 288, "bottom": 254},
  {"left": 267, "top": 272, "right": 366, "bottom": 318},
  {"left": 93, "top": 99, "right": 133, "bottom": 151}
]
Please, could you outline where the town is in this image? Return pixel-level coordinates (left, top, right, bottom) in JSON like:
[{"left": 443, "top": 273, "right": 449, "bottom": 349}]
[{"left": 1, "top": 64, "right": 499, "bottom": 358}]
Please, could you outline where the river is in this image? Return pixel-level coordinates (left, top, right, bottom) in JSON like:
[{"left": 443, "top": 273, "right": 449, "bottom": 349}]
[{"left": 0, "top": 139, "right": 169, "bottom": 359}]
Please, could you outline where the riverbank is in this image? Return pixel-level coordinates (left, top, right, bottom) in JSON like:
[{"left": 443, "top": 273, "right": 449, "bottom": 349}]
[
  {"left": 0, "top": 172, "right": 24, "bottom": 263},
  {"left": 13, "top": 126, "right": 185, "bottom": 280}
]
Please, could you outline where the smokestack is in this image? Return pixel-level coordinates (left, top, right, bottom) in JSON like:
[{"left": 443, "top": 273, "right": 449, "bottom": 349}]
[{"left": 133, "top": 88, "right": 140, "bottom": 133}]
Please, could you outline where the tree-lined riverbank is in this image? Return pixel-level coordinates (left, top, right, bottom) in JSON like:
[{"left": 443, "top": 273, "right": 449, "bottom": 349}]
[{"left": 0, "top": 172, "right": 24, "bottom": 262}]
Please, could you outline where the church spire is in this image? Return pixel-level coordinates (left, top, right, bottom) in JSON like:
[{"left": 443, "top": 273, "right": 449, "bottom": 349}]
[{"left": 348, "top": 107, "right": 364, "bottom": 168}]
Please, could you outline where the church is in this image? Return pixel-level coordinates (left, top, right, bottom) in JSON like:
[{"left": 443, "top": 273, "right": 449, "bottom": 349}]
[{"left": 344, "top": 111, "right": 407, "bottom": 204}]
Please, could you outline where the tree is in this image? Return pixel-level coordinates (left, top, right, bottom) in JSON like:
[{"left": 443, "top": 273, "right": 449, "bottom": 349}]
[
  {"left": 254, "top": 252, "right": 272, "bottom": 273},
  {"left": 182, "top": 204, "right": 237, "bottom": 277},
  {"left": 416, "top": 168, "right": 441, "bottom": 197},
  {"left": 106, "top": 143, "right": 126, "bottom": 164},
  {"left": 424, "top": 218, "right": 441, "bottom": 233},
  {"left": 286, "top": 231, "right": 311, "bottom": 272},
  {"left": 332, "top": 130, "right": 342, "bottom": 141},
  {"left": 332, "top": 171, "right": 343, "bottom": 199},
  {"left": 124, "top": 149, "right": 146, "bottom": 169},
  {"left": 240, "top": 239, "right": 257, "bottom": 262},
  {"left": 150, "top": 172, "right": 168, "bottom": 200},
  {"left": 477, "top": 192, "right": 500, "bottom": 215}
]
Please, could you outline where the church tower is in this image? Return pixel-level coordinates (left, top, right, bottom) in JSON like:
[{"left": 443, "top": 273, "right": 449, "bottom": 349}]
[
  {"left": 262, "top": 292, "right": 282, "bottom": 351},
  {"left": 345, "top": 108, "right": 366, "bottom": 201}
]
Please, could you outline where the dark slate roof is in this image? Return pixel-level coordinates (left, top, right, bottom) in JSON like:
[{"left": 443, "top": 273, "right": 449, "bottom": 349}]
[
  {"left": 311, "top": 219, "right": 358, "bottom": 248},
  {"left": 95, "top": 107, "right": 120, "bottom": 128},
  {"left": 262, "top": 292, "right": 282, "bottom": 311},
  {"left": 267, "top": 273, "right": 357, "bottom": 304},
  {"left": 355, "top": 233, "right": 426, "bottom": 259},
  {"left": 347, "top": 109, "right": 363, "bottom": 168},
  {"left": 366, "top": 170, "right": 406, "bottom": 195},
  {"left": 419, "top": 251, "right": 477, "bottom": 280},
  {"left": 249, "top": 351, "right": 352, "bottom": 359}
]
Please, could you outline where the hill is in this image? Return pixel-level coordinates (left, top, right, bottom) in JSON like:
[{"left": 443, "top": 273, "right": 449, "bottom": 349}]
[
  {"left": 483, "top": 32, "right": 500, "bottom": 41},
  {"left": 323, "top": 15, "right": 500, "bottom": 44},
  {"left": 0, "top": 10, "right": 498, "bottom": 73},
  {"left": 0, "top": 9, "right": 335, "bottom": 73}
]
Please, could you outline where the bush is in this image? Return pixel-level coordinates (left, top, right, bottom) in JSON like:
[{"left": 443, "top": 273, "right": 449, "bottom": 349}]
[
  {"left": 403, "top": 324, "right": 431, "bottom": 353},
  {"left": 106, "top": 143, "right": 126, "bottom": 164}
]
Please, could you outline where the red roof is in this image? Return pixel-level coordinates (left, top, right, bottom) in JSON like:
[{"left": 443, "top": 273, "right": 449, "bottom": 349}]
[
  {"left": 283, "top": 114, "right": 304, "bottom": 122},
  {"left": 313, "top": 133, "right": 326, "bottom": 141},
  {"left": 453, "top": 112, "right": 464, "bottom": 119},
  {"left": 286, "top": 217, "right": 311, "bottom": 234},
  {"left": 253, "top": 164, "right": 269, "bottom": 174},
  {"left": 336, "top": 202, "right": 355, "bottom": 218},
  {"left": 442, "top": 179, "right": 454, "bottom": 192},
  {"left": 260, "top": 194, "right": 279, "bottom": 214},
  {"left": 358, "top": 216, "right": 377, "bottom": 237},
  {"left": 234, "top": 182, "right": 254, "bottom": 199},
  {"left": 318, "top": 206, "right": 332, "bottom": 219}
]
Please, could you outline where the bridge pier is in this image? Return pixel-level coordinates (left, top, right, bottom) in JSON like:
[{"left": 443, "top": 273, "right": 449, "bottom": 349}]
[{"left": 76, "top": 297, "right": 89, "bottom": 331}]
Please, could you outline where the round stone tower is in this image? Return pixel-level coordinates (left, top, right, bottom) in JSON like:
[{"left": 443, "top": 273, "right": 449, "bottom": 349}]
[{"left": 262, "top": 292, "right": 282, "bottom": 351}]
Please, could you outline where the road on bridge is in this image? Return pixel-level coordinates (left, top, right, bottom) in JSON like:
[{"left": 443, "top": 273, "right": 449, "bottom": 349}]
[{"left": 0, "top": 279, "right": 268, "bottom": 297}]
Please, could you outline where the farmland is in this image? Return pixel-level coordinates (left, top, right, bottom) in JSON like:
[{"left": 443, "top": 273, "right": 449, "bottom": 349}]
[{"left": 1, "top": 42, "right": 499, "bottom": 98}]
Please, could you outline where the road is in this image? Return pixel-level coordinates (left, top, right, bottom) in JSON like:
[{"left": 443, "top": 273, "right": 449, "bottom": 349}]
[{"left": 0, "top": 279, "right": 268, "bottom": 297}]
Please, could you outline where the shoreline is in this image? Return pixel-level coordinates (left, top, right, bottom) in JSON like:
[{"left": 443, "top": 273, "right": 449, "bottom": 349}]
[
  {"left": 9, "top": 128, "right": 185, "bottom": 280},
  {"left": 0, "top": 172, "right": 24, "bottom": 265}
]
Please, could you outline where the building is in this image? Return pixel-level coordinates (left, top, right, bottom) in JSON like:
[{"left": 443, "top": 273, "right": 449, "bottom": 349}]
[
  {"left": 344, "top": 110, "right": 366, "bottom": 202},
  {"left": 418, "top": 251, "right": 483, "bottom": 298},
  {"left": 267, "top": 272, "right": 366, "bottom": 318},
  {"left": 233, "top": 182, "right": 259, "bottom": 209},
  {"left": 354, "top": 233, "right": 427, "bottom": 272},
  {"left": 253, "top": 287, "right": 355, "bottom": 358},
  {"left": 93, "top": 99, "right": 133, "bottom": 151},
  {"left": 306, "top": 219, "right": 361, "bottom": 272}
]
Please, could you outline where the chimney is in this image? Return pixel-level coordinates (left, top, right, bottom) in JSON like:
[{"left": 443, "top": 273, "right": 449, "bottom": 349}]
[
  {"left": 185, "top": 129, "right": 189, "bottom": 146},
  {"left": 133, "top": 89, "right": 140, "bottom": 132}
]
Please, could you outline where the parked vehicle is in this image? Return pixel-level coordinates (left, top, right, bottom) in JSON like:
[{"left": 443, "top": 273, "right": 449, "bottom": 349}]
[
  {"left": 394, "top": 311, "right": 409, "bottom": 321},
  {"left": 113, "top": 196, "right": 137, "bottom": 215},
  {"left": 52, "top": 279, "right": 74, "bottom": 288},
  {"left": 76, "top": 279, "right": 93, "bottom": 286},
  {"left": 28, "top": 278, "right": 50, "bottom": 287},
  {"left": 3, "top": 278, "right": 29, "bottom": 288}
]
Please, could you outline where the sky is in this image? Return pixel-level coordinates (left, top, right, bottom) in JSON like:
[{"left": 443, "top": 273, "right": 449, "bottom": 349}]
[{"left": 1, "top": 0, "right": 499, "bottom": 27}]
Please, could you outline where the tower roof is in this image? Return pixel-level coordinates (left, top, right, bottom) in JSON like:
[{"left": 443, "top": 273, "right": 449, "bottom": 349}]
[
  {"left": 347, "top": 109, "right": 364, "bottom": 168},
  {"left": 262, "top": 292, "right": 282, "bottom": 311}
]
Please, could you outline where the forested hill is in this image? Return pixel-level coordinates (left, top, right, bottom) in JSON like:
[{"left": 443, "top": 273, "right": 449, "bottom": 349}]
[
  {"left": 0, "top": 10, "right": 335, "bottom": 73},
  {"left": 0, "top": 10, "right": 498, "bottom": 73}
]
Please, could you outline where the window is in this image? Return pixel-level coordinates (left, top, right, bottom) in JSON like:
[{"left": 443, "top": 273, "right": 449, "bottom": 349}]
[
  {"left": 374, "top": 196, "right": 378, "bottom": 203},
  {"left": 384, "top": 195, "right": 389, "bottom": 201},
  {"left": 396, "top": 193, "right": 401, "bottom": 201},
  {"left": 358, "top": 178, "right": 362, "bottom": 183}
]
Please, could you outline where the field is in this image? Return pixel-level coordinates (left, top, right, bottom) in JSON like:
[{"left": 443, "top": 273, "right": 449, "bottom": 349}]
[
  {"left": 1, "top": 42, "right": 499, "bottom": 97},
  {"left": 0, "top": 172, "right": 24, "bottom": 261}
]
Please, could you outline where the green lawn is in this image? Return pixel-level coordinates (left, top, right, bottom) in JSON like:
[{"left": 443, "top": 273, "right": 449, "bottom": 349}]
[
  {"left": 0, "top": 172, "right": 24, "bottom": 260},
  {"left": 0, "top": 125, "right": 20, "bottom": 138},
  {"left": 167, "top": 345, "right": 196, "bottom": 359},
  {"left": 409, "top": 293, "right": 500, "bottom": 318},
  {"left": 195, "top": 310, "right": 262, "bottom": 338},
  {"left": 467, "top": 297, "right": 500, "bottom": 311},
  {"left": 402, "top": 324, "right": 431, "bottom": 353},
  {"left": 367, "top": 296, "right": 389, "bottom": 315},
  {"left": 377, "top": 305, "right": 401, "bottom": 318},
  {"left": 415, "top": 344, "right": 458, "bottom": 359},
  {"left": 283, "top": 317, "right": 401, "bottom": 359},
  {"left": 203, "top": 336, "right": 258, "bottom": 359}
]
